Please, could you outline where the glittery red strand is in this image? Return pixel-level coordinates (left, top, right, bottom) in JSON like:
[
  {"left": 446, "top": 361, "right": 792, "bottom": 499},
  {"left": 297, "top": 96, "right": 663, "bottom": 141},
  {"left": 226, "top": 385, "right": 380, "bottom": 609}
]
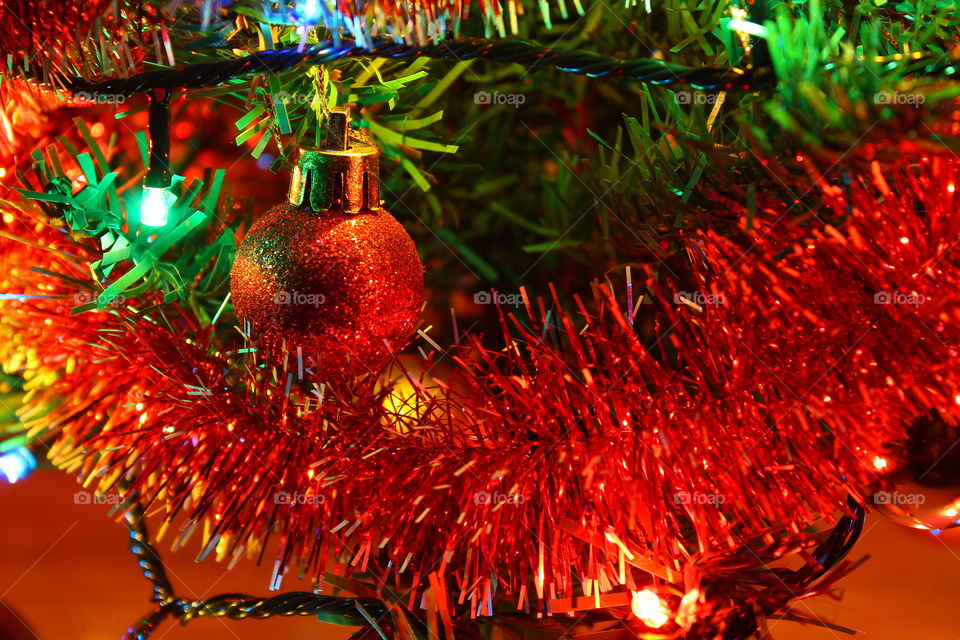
[{"left": 6, "top": 159, "right": 960, "bottom": 637}]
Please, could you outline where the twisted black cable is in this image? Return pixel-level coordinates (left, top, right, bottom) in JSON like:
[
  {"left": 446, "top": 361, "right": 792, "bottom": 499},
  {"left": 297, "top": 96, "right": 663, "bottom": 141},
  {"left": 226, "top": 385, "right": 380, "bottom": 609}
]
[
  {"left": 119, "top": 499, "right": 863, "bottom": 639},
  {"left": 59, "top": 37, "right": 960, "bottom": 100},
  {"left": 124, "top": 510, "right": 175, "bottom": 605},
  {"left": 811, "top": 497, "right": 865, "bottom": 575},
  {"left": 63, "top": 37, "right": 770, "bottom": 98},
  {"left": 121, "top": 511, "right": 391, "bottom": 639},
  {"left": 725, "top": 497, "right": 865, "bottom": 640}
]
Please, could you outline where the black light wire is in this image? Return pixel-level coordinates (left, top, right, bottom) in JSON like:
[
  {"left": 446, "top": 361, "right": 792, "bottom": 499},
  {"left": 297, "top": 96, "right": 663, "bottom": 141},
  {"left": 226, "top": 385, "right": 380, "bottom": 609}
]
[
  {"left": 120, "top": 508, "right": 396, "bottom": 640},
  {"left": 118, "top": 500, "right": 865, "bottom": 639},
  {"left": 57, "top": 36, "right": 960, "bottom": 99}
]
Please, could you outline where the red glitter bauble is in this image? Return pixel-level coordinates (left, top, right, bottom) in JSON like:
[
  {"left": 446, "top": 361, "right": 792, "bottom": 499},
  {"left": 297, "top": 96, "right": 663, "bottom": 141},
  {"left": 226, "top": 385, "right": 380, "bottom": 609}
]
[{"left": 230, "top": 202, "right": 423, "bottom": 376}]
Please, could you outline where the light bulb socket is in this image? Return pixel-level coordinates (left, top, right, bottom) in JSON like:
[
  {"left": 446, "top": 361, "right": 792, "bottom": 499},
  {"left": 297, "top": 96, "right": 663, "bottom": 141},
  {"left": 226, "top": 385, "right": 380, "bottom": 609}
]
[{"left": 145, "top": 91, "right": 173, "bottom": 188}]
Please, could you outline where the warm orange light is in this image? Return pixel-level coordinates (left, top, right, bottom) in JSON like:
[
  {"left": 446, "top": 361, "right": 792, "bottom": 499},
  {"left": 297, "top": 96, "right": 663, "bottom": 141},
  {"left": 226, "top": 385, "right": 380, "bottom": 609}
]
[
  {"left": 676, "top": 588, "right": 700, "bottom": 628},
  {"left": 872, "top": 455, "right": 889, "bottom": 471},
  {"left": 949, "top": 184, "right": 956, "bottom": 193},
  {"left": 631, "top": 589, "right": 670, "bottom": 628}
]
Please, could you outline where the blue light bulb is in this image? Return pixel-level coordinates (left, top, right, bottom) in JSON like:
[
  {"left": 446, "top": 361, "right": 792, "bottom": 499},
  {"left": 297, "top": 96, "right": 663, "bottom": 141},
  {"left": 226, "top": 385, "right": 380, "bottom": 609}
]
[
  {"left": 295, "top": 0, "right": 323, "bottom": 22},
  {"left": 0, "top": 447, "right": 37, "bottom": 483}
]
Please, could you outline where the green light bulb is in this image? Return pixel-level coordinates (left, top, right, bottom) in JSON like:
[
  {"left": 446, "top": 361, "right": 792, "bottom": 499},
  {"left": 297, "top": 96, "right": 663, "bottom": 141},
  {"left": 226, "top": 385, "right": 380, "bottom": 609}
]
[{"left": 140, "top": 186, "right": 176, "bottom": 227}]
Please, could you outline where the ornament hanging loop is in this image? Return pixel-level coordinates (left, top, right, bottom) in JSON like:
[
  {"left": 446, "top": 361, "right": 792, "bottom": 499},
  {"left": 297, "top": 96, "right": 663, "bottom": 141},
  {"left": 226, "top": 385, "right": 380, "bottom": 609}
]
[{"left": 288, "top": 106, "right": 380, "bottom": 214}]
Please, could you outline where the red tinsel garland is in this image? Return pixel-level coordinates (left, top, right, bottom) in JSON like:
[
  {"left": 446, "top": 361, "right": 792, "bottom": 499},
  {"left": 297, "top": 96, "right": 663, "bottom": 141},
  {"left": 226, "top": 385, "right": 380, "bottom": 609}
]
[
  {"left": 6, "top": 157, "right": 960, "bottom": 636},
  {"left": 0, "top": 0, "right": 113, "bottom": 63}
]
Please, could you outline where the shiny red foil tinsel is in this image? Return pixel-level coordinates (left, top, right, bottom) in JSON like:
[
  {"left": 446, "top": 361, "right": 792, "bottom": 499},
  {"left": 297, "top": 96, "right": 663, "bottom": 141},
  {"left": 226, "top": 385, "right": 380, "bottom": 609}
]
[{"left": 5, "top": 155, "right": 960, "bottom": 636}]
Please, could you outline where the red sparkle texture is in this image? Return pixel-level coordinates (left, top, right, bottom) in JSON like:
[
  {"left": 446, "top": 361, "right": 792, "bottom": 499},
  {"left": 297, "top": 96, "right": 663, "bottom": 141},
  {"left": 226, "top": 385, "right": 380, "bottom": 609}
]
[
  {"left": 5, "top": 148, "right": 960, "bottom": 636},
  {"left": 230, "top": 202, "right": 424, "bottom": 377}
]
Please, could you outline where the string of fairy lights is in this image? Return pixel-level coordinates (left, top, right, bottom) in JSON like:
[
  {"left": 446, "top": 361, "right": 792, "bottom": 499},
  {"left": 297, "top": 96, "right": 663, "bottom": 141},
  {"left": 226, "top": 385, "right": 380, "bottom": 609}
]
[{"left": 50, "top": 33, "right": 960, "bottom": 230}]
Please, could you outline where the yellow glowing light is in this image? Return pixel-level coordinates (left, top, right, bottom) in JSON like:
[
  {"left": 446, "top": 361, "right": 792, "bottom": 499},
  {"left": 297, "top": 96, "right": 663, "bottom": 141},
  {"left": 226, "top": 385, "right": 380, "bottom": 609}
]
[
  {"left": 872, "top": 455, "right": 889, "bottom": 471},
  {"left": 383, "top": 377, "right": 419, "bottom": 433},
  {"left": 603, "top": 529, "right": 635, "bottom": 560},
  {"left": 676, "top": 588, "right": 700, "bottom": 628},
  {"left": 631, "top": 589, "right": 670, "bottom": 628},
  {"left": 943, "top": 506, "right": 958, "bottom": 518},
  {"left": 899, "top": 237, "right": 910, "bottom": 244},
  {"left": 949, "top": 184, "right": 957, "bottom": 193}
]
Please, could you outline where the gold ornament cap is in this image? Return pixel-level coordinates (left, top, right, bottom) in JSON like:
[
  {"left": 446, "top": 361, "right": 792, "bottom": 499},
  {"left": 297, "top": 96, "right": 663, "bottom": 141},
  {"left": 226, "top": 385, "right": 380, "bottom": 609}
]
[{"left": 288, "top": 107, "right": 380, "bottom": 214}]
